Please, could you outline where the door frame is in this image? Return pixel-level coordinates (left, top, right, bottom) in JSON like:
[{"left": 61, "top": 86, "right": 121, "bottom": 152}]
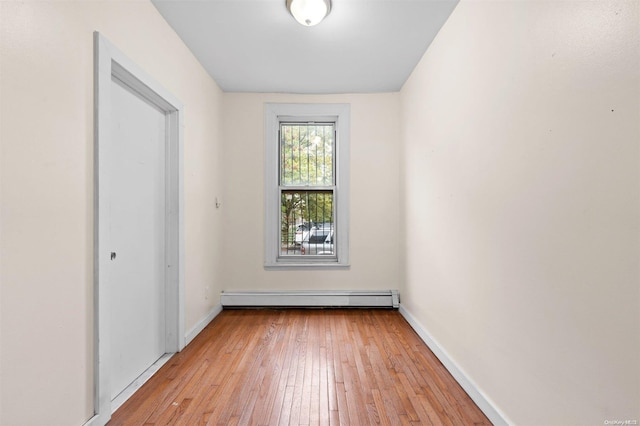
[{"left": 88, "top": 32, "right": 185, "bottom": 426}]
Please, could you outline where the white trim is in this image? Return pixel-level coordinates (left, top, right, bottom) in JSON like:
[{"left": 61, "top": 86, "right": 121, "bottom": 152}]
[
  {"left": 264, "top": 103, "right": 350, "bottom": 268},
  {"left": 398, "top": 305, "right": 512, "bottom": 426},
  {"left": 185, "top": 304, "right": 223, "bottom": 346},
  {"left": 90, "top": 32, "right": 185, "bottom": 426},
  {"left": 83, "top": 415, "right": 101, "bottom": 426},
  {"left": 221, "top": 290, "right": 399, "bottom": 308},
  {"left": 110, "top": 353, "right": 174, "bottom": 413}
]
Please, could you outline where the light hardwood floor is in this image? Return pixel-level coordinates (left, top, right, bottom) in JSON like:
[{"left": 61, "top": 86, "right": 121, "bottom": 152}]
[{"left": 108, "top": 309, "right": 491, "bottom": 425}]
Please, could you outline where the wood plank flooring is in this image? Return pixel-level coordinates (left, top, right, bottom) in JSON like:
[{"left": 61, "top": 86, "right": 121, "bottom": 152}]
[{"left": 108, "top": 309, "right": 491, "bottom": 425}]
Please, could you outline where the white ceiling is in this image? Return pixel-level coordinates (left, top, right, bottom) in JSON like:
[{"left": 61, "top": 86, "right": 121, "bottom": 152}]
[{"left": 151, "top": 0, "right": 459, "bottom": 94}]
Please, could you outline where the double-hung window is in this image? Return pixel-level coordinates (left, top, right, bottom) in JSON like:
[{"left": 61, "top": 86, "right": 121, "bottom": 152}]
[{"left": 265, "top": 103, "right": 350, "bottom": 267}]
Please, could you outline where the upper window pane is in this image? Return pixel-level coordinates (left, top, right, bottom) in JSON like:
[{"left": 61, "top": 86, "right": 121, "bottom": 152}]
[{"left": 280, "top": 123, "right": 334, "bottom": 186}]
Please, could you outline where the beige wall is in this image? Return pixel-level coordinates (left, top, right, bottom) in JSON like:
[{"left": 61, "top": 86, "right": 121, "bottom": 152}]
[
  {"left": 400, "top": 1, "right": 639, "bottom": 424},
  {"left": 0, "top": 1, "right": 225, "bottom": 425},
  {"left": 2, "top": 1, "right": 638, "bottom": 425},
  {"left": 221, "top": 93, "right": 402, "bottom": 292}
]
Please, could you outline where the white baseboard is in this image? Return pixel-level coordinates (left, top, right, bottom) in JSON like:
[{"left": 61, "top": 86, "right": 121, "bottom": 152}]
[
  {"left": 398, "top": 304, "right": 511, "bottom": 426},
  {"left": 82, "top": 414, "right": 102, "bottom": 426},
  {"left": 220, "top": 290, "right": 400, "bottom": 308},
  {"left": 185, "top": 303, "right": 223, "bottom": 346},
  {"left": 111, "top": 353, "right": 174, "bottom": 413}
]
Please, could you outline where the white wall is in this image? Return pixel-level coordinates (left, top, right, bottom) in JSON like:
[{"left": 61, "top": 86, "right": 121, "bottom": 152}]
[
  {"left": 400, "top": 1, "right": 639, "bottom": 424},
  {"left": 221, "top": 93, "right": 402, "bottom": 292},
  {"left": 0, "top": 2, "right": 224, "bottom": 425}
]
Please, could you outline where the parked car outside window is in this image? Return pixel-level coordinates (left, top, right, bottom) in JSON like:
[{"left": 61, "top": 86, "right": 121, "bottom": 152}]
[
  {"left": 294, "top": 222, "right": 315, "bottom": 245},
  {"left": 300, "top": 224, "right": 333, "bottom": 255}
]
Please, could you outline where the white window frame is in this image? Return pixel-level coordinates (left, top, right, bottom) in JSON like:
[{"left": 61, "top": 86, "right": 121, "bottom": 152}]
[{"left": 265, "top": 103, "right": 350, "bottom": 268}]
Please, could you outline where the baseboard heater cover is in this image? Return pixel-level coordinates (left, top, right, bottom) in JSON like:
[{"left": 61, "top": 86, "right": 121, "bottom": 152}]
[{"left": 221, "top": 290, "right": 400, "bottom": 308}]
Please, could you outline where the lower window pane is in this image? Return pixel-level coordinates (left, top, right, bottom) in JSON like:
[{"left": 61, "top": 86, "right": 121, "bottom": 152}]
[{"left": 281, "top": 190, "right": 334, "bottom": 256}]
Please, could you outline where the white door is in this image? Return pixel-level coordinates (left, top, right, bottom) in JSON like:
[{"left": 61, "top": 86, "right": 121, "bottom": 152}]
[{"left": 108, "top": 76, "right": 167, "bottom": 400}]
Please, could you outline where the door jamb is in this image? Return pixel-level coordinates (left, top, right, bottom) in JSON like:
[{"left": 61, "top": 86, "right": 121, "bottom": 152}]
[{"left": 87, "top": 32, "right": 185, "bottom": 426}]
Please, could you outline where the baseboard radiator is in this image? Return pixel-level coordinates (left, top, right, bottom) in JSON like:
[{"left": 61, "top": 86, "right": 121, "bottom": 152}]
[{"left": 221, "top": 290, "right": 400, "bottom": 309}]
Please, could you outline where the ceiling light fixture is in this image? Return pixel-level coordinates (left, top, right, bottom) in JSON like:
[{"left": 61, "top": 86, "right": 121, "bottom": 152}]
[{"left": 286, "top": 0, "right": 331, "bottom": 27}]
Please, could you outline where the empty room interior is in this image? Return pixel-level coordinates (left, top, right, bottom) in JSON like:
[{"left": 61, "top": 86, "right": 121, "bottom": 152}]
[{"left": 0, "top": 0, "right": 638, "bottom": 425}]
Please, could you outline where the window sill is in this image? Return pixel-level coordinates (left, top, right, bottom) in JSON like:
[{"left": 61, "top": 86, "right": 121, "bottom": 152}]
[{"left": 264, "top": 262, "right": 351, "bottom": 271}]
